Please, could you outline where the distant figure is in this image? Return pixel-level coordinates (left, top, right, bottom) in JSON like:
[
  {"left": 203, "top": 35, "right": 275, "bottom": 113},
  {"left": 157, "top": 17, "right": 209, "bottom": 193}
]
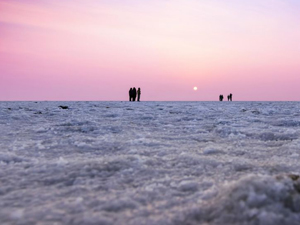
[
  {"left": 229, "top": 93, "right": 233, "bottom": 101},
  {"left": 132, "top": 87, "right": 137, "bottom": 101},
  {"left": 219, "top": 95, "right": 224, "bottom": 101},
  {"left": 129, "top": 88, "right": 133, "bottom": 101},
  {"left": 137, "top": 88, "right": 141, "bottom": 101},
  {"left": 227, "top": 95, "right": 230, "bottom": 101}
]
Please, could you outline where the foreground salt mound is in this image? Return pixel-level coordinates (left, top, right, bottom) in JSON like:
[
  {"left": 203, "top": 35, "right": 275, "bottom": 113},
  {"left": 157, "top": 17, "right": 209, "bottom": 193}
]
[
  {"left": 184, "top": 174, "right": 300, "bottom": 225},
  {"left": 1, "top": 102, "right": 300, "bottom": 224}
]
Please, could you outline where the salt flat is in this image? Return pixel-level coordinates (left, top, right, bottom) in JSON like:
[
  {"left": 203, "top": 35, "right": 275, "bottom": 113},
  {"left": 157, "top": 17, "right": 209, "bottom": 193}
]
[{"left": 1, "top": 101, "right": 300, "bottom": 225}]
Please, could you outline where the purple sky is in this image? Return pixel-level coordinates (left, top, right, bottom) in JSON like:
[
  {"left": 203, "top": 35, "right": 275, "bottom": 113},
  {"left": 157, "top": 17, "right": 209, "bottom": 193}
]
[{"left": 1, "top": 0, "right": 300, "bottom": 101}]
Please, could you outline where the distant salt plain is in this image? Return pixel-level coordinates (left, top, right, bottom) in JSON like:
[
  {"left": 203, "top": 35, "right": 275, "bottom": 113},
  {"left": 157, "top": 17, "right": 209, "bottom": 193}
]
[{"left": 1, "top": 101, "right": 300, "bottom": 225}]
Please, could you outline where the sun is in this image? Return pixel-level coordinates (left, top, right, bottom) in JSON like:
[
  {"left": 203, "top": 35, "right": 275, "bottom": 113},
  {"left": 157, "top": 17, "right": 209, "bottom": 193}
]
[{"left": 193, "top": 87, "right": 198, "bottom": 91}]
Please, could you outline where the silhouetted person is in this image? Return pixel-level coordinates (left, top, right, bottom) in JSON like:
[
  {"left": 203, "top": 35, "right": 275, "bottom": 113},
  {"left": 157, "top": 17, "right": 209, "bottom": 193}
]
[
  {"left": 132, "top": 87, "right": 137, "bottom": 101},
  {"left": 219, "top": 95, "right": 223, "bottom": 101},
  {"left": 129, "top": 88, "right": 133, "bottom": 101},
  {"left": 227, "top": 95, "right": 230, "bottom": 101},
  {"left": 137, "top": 88, "right": 141, "bottom": 101},
  {"left": 229, "top": 93, "right": 233, "bottom": 101}
]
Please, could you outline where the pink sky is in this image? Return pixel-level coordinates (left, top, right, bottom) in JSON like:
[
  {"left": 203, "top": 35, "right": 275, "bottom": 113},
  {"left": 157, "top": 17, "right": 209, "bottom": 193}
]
[{"left": 1, "top": 0, "right": 300, "bottom": 101}]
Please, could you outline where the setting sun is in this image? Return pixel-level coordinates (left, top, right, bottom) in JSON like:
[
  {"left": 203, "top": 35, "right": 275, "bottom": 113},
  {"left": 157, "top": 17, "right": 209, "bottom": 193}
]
[{"left": 193, "top": 87, "right": 198, "bottom": 91}]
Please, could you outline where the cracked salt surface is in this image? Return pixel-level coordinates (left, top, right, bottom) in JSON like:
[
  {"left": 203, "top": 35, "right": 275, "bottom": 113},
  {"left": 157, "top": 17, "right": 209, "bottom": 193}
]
[{"left": 1, "top": 101, "right": 300, "bottom": 225}]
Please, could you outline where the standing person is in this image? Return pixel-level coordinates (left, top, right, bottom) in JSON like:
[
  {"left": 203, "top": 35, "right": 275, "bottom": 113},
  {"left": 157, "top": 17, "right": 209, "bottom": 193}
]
[
  {"left": 129, "top": 88, "right": 133, "bottom": 101},
  {"left": 227, "top": 95, "right": 230, "bottom": 101},
  {"left": 132, "top": 87, "right": 137, "bottom": 101},
  {"left": 229, "top": 93, "right": 233, "bottom": 101},
  {"left": 219, "top": 95, "right": 223, "bottom": 101},
  {"left": 137, "top": 88, "right": 141, "bottom": 101}
]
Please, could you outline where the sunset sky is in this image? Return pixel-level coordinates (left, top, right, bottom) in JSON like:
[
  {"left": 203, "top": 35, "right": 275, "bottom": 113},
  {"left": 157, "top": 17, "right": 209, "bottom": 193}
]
[{"left": 1, "top": 0, "right": 300, "bottom": 101}]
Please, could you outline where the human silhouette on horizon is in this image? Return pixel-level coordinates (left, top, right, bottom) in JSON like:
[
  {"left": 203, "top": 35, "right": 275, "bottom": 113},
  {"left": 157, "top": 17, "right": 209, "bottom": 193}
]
[
  {"left": 229, "top": 93, "right": 233, "bottom": 101},
  {"left": 129, "top": 88, "right": 133, "bottom": 101},
  {"left": 129, "top": 87, "right": 138, "bottom": 101},
  {"left": 137, "top": 88, "right": 141, "bottom": 101},
  {"left": 219, "top": 95, "right": 224, "bottom": 101},
  {"left": 132, "top": 87, "right": 137, "bottom": 101}
]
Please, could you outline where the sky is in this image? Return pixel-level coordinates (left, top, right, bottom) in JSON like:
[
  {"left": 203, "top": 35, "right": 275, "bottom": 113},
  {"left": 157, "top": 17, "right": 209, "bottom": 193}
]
[{"left": 1, "top": 0, "right": 300, "bottom": 101}]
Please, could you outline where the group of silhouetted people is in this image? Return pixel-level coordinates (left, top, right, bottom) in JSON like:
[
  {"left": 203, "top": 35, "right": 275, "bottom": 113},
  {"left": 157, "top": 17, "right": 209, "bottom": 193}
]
[
  {"left": 219, "top": 93, "right": 233, "bottom": 101},
  {"left": 129, "top": 87, "right": 141, "bottom": 101},
  {"left": 128, "top": 89, "right": 233, "bottom": 102}
]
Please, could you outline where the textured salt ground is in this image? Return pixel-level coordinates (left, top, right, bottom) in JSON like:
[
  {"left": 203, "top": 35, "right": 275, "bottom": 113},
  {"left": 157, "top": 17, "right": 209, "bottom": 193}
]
[{"left": 0, "top": 101, "right": 300, "bottom": 225}]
